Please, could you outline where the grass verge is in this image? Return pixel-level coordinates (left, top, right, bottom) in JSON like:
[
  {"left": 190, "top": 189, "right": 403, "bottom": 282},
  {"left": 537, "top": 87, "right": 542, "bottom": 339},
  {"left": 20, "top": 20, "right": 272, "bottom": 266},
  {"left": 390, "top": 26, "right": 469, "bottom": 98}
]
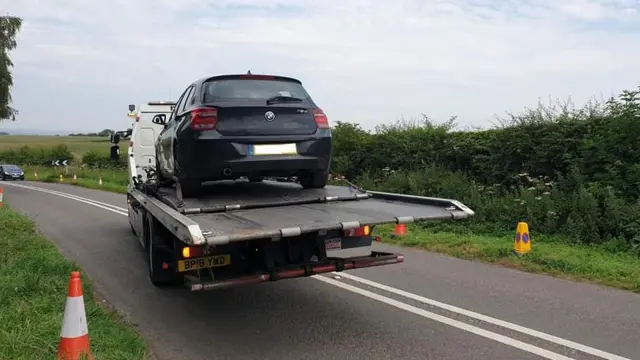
[
  {"left": 22, "top": 166, "right": 128, "bottom": 194},
  {"left": 0, "top": 205, "right": 148, "bottom": 360},
  {"left": 374, "top": 224, "right": 640, "bottom": 293},
  {"left": 18, "top": 169, "right": 640, "bottom": 294}
]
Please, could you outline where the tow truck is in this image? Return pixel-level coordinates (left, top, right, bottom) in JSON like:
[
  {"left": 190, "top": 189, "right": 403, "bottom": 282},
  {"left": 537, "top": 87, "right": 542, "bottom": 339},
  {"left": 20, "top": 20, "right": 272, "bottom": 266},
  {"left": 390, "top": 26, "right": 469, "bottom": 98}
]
[{"left": 123, "top": 102, "right": 475, "bottom": 290}]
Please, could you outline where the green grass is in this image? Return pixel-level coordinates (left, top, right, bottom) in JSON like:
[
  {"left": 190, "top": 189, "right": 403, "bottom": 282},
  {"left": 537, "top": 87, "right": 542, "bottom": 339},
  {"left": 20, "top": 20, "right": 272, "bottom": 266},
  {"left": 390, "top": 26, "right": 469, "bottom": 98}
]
[
  {"left": 0, "top": 135, "right": 126, "bottom": 159},
  {"left": 21, "top": 166, "right": 129, "bottom": 194},
  {"left": 0, "top": 206, "right": 148, "bottom": 360},
  {"left": 374, "top": 224, "right": 640, "bottom": 292}
]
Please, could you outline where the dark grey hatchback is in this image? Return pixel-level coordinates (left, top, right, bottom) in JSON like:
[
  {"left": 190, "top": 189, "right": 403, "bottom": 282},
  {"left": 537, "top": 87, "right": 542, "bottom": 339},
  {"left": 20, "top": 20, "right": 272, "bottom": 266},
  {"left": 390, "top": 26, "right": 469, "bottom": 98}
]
[
  {"left": 154, "top": 73, "right": 332, "bottom": 197},
  {"left": 0, "top": 164, "right": 25, "bottom": 180}
]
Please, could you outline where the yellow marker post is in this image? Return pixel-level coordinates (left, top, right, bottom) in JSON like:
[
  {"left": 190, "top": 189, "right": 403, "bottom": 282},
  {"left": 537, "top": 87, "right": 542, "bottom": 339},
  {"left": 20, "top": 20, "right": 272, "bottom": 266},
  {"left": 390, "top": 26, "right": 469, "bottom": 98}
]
[
  {"left": 72, "top": 174, "right": 77, "bottom": 184},
  {"left": 513, "top": 222, "right": 531, "bottom": 255},
  {"left": 59, "top": 174, "right": 64, "bottom": 183}
]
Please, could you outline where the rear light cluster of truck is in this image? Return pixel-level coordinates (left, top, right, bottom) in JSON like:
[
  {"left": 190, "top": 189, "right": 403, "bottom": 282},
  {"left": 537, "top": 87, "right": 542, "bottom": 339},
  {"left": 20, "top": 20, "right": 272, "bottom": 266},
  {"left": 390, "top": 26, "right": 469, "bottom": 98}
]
[
  {"left": 343, "top": 225, "right": 371, "bottom": 237},
  {"left": 182, "top": 246, "right": 205, "bottom": 258}
]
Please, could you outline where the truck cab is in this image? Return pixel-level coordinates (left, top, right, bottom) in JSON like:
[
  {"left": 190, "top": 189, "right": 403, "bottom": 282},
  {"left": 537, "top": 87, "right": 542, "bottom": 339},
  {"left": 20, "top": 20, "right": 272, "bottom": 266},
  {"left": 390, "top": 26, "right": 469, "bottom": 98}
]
[{"left": 127, "top": 102, "right": 176, "bottom": 182}]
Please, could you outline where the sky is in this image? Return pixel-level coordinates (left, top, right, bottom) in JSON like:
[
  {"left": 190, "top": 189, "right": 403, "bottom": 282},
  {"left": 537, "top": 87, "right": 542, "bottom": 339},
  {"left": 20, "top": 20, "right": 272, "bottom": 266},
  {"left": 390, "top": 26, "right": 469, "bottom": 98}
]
[{"left": 1, "top": 0, "right": 640, "bottom": 133}]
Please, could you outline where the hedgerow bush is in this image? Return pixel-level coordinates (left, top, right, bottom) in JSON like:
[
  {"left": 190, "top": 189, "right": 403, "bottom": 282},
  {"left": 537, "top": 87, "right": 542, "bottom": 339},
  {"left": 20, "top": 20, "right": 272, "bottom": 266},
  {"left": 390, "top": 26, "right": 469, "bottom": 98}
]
[
  {"left": 0, "top": 144, "right": 73, "bottom": 166},
  {"left": 331, "top": 86, "right": 640, "bottom": 251},
  {"left": 81, "top": 150, "right": 127, "bottom": 170}
]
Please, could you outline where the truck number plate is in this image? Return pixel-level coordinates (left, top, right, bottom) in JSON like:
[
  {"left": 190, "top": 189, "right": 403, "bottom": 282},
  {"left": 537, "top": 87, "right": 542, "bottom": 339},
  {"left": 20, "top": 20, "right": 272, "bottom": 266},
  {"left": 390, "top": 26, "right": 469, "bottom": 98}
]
[
  {"left": 177, "top": 255, "right": 231, "bottom": 272},
  {"left": 324, "top": 238, "right": 342, "bottom": 250}
]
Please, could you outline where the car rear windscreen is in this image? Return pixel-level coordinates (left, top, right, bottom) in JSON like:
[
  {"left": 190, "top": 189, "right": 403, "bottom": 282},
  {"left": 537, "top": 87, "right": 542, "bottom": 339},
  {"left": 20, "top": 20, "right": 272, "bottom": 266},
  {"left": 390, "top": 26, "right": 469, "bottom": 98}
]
[{"left": 202, "top": 79, "right": 311, "bottom": 102}]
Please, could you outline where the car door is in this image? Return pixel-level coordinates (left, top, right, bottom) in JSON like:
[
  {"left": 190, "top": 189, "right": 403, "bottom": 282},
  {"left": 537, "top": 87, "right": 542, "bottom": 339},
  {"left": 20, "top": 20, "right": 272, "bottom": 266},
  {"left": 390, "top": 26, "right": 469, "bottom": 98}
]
[
  {"left": 156, "top": 87, "right": 190, "bottom": 177},
  {"left": 161, "top": 85, "right": 195, "bottom": 176}
]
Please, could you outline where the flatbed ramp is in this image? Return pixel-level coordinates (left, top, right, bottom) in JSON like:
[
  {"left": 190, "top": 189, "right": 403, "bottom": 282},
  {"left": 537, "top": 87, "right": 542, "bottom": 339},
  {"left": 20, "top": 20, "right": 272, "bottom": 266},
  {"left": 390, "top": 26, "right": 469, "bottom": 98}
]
[{"left": 146, "top": 180, "right": 474, "bottom": 245}]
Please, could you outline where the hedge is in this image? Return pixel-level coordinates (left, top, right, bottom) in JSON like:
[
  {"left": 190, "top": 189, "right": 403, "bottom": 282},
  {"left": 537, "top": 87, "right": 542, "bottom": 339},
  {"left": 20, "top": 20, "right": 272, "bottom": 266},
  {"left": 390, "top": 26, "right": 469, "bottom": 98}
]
[{"left": 329, "top": 86, "right": 640, "bottom": 251}]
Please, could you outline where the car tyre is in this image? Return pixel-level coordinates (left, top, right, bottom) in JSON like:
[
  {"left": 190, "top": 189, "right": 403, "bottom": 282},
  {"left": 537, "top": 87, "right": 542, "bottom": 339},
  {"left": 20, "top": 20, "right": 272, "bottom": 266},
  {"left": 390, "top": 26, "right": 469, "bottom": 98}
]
[
  {"left": 177, "top": 177, "right": 202, "bottom": 198},
  {"left": 299, "top": 170, "right": 328, "bottom": 189},
  {"left": 155, "top": 159, "right": 173, "bottom": 188}
]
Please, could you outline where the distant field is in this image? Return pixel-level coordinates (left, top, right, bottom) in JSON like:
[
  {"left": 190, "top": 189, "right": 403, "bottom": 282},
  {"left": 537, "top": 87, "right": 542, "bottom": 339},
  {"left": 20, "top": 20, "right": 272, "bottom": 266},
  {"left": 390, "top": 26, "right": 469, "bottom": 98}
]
[{"left": 0, "top": 135, "right": 124, "bottom": 157}]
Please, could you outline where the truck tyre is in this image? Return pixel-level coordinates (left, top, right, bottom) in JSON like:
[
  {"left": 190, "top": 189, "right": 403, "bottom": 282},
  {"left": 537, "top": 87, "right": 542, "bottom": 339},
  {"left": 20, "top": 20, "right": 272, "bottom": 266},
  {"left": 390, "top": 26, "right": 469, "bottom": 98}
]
[
  {"left": 299, "top": 170, "right": 328, "bottom": 189},
  {"left": 146, "top": 214, "right": 182, "bottom": 287}
]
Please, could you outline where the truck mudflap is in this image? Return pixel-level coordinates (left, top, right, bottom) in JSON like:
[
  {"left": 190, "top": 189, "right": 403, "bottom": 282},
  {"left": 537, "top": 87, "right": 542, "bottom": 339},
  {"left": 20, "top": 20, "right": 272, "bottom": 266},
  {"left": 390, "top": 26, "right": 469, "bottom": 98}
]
[{"left": 183, "top": 251, "right": 403, "bottom": 291}]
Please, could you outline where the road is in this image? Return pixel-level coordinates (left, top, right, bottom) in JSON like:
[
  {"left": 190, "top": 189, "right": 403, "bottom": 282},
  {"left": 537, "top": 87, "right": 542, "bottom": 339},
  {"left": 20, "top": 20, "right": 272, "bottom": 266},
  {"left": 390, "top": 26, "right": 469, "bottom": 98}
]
[{"left": 2, "top": 181, "right": 640, "bottom": 360}]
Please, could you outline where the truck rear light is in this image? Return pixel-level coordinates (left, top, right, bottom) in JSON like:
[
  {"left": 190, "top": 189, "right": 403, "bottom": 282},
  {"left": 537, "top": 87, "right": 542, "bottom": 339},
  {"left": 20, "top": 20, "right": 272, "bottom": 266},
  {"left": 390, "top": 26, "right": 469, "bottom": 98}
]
[
  {"left": 343, "top": 225, "right": 370, "bottom": 237},
  {"left": 190, "top": 108, "right": 217, "bottom": 130},
  {"left": 182, "top": 246, "right": 205, "bottom": 258},
  {"left": 313, "top": 108, "right": 329, "bottom": 129}
]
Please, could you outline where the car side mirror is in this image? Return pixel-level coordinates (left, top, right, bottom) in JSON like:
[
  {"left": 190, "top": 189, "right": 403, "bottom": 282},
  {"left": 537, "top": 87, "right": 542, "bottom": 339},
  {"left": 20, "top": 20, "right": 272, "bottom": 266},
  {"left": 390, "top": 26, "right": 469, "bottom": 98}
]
[{"left": 152, "top": 114, "right": 167, "bottom": 125}]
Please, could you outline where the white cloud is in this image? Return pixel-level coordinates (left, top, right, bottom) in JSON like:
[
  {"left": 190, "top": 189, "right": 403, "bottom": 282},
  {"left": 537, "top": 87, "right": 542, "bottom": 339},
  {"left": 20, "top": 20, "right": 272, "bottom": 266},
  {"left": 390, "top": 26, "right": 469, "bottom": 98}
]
[{"left": 1, "top": 0, "right": 640, "bottom": 132}]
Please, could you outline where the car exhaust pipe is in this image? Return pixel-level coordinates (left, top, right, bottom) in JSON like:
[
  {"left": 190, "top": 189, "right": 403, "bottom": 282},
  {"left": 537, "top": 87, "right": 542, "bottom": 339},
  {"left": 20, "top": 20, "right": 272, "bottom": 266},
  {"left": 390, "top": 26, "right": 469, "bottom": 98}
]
[{"left": 222, "top": 168, "right": 233, "bottom": 176}]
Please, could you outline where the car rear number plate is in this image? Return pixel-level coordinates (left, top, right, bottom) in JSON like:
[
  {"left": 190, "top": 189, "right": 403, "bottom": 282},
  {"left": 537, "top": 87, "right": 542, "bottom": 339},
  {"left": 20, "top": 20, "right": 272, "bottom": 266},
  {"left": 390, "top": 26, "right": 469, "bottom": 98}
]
[
  {"left": 249, "top": 143, "right": 297, "bottom": 155},
  {"left": 177, "top": 255, "right": 231, "bottom": 272}
]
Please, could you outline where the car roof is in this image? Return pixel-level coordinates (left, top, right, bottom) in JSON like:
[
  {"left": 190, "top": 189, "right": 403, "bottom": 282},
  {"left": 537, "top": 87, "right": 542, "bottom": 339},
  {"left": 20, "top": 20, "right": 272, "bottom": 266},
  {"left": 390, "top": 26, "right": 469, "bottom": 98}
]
[{"left": 193, "top": 74, "right": 303, "bottom": 86}]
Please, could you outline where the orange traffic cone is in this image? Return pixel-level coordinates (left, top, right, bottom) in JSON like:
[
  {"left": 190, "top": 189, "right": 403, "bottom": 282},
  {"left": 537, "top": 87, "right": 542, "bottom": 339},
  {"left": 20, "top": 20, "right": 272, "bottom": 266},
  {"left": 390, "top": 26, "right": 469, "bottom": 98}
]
[
  {"left": 57, "top": 271, "right": 92, "bottom": 360},
  {"left": 0, "top": 187, "right": 4, "bottom": 208},
  {"left": 392, "top": 223, "right": 407, "bottom": 237}
]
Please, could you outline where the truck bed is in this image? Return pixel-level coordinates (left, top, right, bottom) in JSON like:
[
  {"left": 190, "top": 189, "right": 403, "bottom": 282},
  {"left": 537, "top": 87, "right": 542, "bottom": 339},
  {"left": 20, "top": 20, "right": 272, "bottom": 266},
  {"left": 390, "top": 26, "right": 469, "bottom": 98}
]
[{"left": 140, "top": 180, "right": 475, "bottom": 245}]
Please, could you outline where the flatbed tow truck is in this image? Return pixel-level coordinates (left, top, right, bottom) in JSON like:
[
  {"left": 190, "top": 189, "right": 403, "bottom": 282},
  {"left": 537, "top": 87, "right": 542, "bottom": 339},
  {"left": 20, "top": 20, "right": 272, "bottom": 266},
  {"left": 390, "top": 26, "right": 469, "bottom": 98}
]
[{"left": 124, "top": 102, "right": 476, "bottom": 291}]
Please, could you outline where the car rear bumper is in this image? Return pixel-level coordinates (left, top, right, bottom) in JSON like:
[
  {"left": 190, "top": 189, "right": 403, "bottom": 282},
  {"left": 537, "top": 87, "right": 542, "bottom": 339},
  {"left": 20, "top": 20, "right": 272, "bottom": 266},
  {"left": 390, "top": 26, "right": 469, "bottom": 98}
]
[{"left": 177, "top": 135, "right": 331, "bottom": 180}]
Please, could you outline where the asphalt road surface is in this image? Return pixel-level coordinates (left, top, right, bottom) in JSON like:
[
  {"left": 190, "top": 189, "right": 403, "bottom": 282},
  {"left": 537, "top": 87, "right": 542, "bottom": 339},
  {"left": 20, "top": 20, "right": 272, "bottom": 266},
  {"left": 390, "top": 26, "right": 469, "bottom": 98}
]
[{"left": 3, "top": 181, "right": 640, "bottom": 360}]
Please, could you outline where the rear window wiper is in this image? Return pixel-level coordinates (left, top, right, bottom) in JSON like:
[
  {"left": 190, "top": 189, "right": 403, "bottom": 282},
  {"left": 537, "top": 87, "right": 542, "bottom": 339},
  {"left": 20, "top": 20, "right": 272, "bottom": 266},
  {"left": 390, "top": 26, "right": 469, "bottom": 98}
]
[{"left": 266, "top": 95, "right": 303, "bottom": 105}]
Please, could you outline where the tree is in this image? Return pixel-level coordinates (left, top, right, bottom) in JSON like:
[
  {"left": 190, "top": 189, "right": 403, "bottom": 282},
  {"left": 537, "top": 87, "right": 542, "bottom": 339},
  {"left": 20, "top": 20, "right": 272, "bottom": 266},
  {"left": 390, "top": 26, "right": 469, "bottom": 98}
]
[{"left": 0, "top": 16, "right": 22, "bottom": 121}]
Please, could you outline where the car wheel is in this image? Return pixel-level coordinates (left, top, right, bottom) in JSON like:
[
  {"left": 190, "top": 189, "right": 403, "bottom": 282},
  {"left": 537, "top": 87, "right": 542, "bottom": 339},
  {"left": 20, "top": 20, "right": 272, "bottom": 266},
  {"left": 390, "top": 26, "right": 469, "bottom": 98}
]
[
  {"left": 299, "top": 170, "right": 328, "bottom": 189},
  {"left": 178, "top": 176, "right": 202, "bottom": 197},
  {"left": 155, "top": 159, "right": 172, "bottom": 187}
]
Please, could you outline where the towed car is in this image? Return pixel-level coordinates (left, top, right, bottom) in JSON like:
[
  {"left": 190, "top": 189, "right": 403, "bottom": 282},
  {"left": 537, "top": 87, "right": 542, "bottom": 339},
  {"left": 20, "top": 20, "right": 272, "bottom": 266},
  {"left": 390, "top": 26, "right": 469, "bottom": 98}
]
[
  {"left": 0, "top": 164, "right": 25, "bottom": 180},
  {"left": 153, "top": 73, "right": 332, "bottom": 197}
]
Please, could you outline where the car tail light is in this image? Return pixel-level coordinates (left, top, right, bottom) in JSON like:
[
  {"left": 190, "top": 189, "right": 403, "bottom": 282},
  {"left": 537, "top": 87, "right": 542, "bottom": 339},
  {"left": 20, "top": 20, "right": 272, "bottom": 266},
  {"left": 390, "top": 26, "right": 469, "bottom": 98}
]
[
  {"left": 313, "top": 108, "right": 329, "bottom": 129},
  {"left": 343, "top": 226, "right": 371, "bottom": 237},
  {"left": 190, "top": 108, "right": 217, "bottom": 131}
]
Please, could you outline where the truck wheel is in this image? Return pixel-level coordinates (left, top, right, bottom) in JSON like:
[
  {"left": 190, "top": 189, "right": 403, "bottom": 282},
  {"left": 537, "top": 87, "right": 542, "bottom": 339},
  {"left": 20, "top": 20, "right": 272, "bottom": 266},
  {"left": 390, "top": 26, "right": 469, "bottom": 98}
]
[
  {"left": 299, "top": 170, "right": 328, "bottom": 189},
  {"left": 146, "top": 214, "right": 182, "bottom": 287}
]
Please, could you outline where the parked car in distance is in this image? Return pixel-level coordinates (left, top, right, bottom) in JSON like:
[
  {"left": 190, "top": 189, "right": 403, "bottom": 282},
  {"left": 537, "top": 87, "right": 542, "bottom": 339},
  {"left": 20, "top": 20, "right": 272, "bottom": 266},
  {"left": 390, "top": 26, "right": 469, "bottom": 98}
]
[
  {"left": 0, "top": 164, "right": 25, "bottom": 180},
  {"left": 153, "top": 73, "right": 332, "bottom": 197}
]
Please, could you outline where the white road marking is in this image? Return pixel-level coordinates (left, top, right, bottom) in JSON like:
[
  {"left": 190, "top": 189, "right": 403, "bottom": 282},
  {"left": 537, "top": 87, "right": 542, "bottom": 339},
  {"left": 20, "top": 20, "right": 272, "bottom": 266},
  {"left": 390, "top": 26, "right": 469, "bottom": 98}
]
[
  {"left": 313, "top": 275, "right": 573, "bottom": 360},
  {"left": 332, "top": 272, "right": 630, "bottom": 360},
  {"left": 3, "top": 181, "right": 631, "bottom": 360},
  {"left": 3, "top": 182, "right": 128, "bottom": 216}
]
